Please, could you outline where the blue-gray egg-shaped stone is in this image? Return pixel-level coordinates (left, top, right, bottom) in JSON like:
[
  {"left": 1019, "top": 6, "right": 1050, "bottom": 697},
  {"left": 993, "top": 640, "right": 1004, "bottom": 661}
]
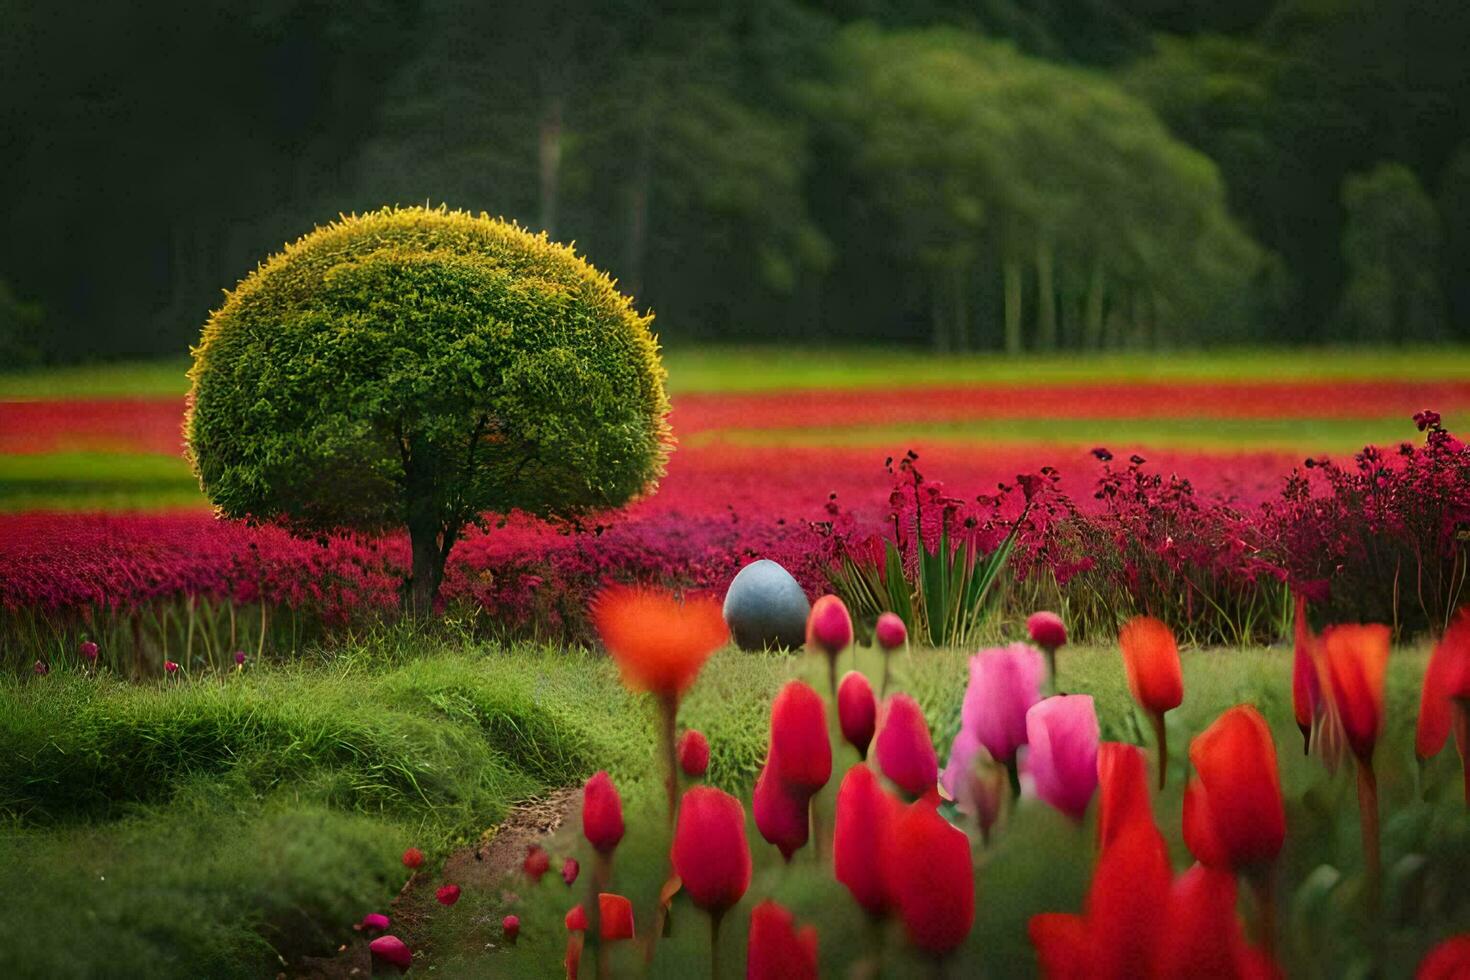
[{"left": 723, "top": 559, "right": 811, "bottom": 651}]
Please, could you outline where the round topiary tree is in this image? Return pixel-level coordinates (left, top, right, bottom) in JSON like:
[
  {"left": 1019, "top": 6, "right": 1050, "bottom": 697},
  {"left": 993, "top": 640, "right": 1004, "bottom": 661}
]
[{"left": 187, "top": 206, "right": 670, "bottom": 614}]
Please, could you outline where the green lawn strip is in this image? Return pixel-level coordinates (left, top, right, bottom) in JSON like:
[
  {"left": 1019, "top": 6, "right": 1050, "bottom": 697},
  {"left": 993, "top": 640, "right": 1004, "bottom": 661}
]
[
  {"left": 5, "top": 346, "right": 1470, "bottom": 400},
  {"left": 688, "top": 414, "right": 1443, "bottom": 454},
  {"left": 0, "top": 450, "right": 202, "bottom": 512}
]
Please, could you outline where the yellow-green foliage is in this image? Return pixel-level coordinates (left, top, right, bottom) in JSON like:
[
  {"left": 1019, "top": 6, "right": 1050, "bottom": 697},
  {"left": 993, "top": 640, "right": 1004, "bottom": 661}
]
[{"left": 187, "top": 206, "right": 670, "bottom": 535}]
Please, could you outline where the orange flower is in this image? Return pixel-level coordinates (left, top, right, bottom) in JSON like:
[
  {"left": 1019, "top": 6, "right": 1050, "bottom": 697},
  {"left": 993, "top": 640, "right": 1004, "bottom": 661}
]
[
  {"left": 1416, "top": 612, "right": 1470, "bottom": 761},
  {"left": 1321, "top": 624, "right": 1390, "bottom": 763},
  {"left": 1182, "top": 706, "right": 1285, "bottom": 874},
  {"left": 1119, "top": 616, "right": 1184, "bottom": 716},
  {"left": 591, "top": 585, "right": 728, "bottom": 699}
]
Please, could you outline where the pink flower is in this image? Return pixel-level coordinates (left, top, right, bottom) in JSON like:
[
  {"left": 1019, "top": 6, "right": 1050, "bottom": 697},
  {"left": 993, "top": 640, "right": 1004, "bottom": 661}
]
[
  {"left": 359, "top": 912, "right": 390, "bottom": 933},
  {"left": 940, "top": 730, "right": 1006, "bottom": 839},
  {"left": 164, "top": 660, "right": 179, "bottom": 675},
  {"left": 753, "top": 761, "right": 809, "bottom": 861},
  {"left": 502, "top": 914, "right": 520, "bottom": 944},
  {"left": 1024, "top": 695, "right": 1100, "bottom": 821},
  {"left": 960, "top": 643, "right": 1045, "bottom": 765},
  {"left": 561, "top": 857, "right": 580, "bottom": 885},
  {"left": 806, "top": 594, "right": 853, "bottom": 656},
  {"left": 436, "top": 883, "right": 461, "bottom": 905},
  {"left": 32, "top": 660, "right": 48, "bottom": 676},
  {"left": 838, "top": 671, "right": 877, "bottom": 758},
  {"left": 768, "top": 681, "right": 831, "bottom": 797},
  {"left": 369, "top": 935, "right": 412, "bottom": 971},
  {"left": 874, "top": 694, "right": 938, "bottom": 799},
  {"left": 233, "top": 650, "right": 246, "bottom": 666},
  {"left": 79, "top": 640, "right": 99, "bottom": 662},
  {"left": 875, "top": 612, "right": 908, "bottom": 651},
  {"left": 1027, "top": 611, "right": 1067, "bottom": 651}
]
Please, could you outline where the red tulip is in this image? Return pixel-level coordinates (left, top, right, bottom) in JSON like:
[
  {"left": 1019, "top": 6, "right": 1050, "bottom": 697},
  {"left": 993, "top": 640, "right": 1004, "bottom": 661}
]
[
  {"left": 874, "top": 694, "right": 938, "bottom": 798},
  {"left": 359, "top": 912, "right": 390, "bottom": 933},
  {"left": 79, "top": 640, "right": 99, "bottom": 661},
  {"left": 1182, "top": 706, "right": 1285, "bottom": 873},
  {"left": 1027, "top": 611, "right": 1067, "bottom": 652},
  {"left": 883, "top": 800, "right": 974, "bottom": 957},
  {"left": 564, "top": 905, "right": 588, "bottom": 979},
  {"left": 401, "top": 847, "right": 424, "bottom": 870},
  {"left": 565, "top": 904, "right": 589, "bottom": 932},
  {"left": 1418, "top": 935, "right": 1470, "bottom": 980},
  {"left": 1119, "top": 616, "right": 1184, "bottom": 716},
  {"left": 833, "top": 763, "right": 897, "bottom": 917},
  {"left": 838, "top": 671, "right": 877, "bottom": 758},
  {"left": 1119, "top": 616, "right": 1184, "bottom": 788},
  {"left": 561, "top": 857, "right": 580, "bottom": 885},
  {"left": 524, "top": 844, "right": 551, "bottom": 882},
  {"left": 599, "top": 893, "right": 635, "bottom": 941},
  {"left": 592, "top": 585, "right": 728, "bottom": 699},
  {"left": 753, "top": 761, "right": 809, "bottom": 861},
  {"left": 769, "top": 681, "right": 831, "bottom": 796},
  {"left": 582, "top": 771, "right": 624, "bottom": 854},
  {"left": 1321, "top": 623, "right": 1391, "bottom": 764},
  {"left": 1025, "top": 695, "right": 1099, "bottom": 821},
  {"left": 747, "top": 899, "right": 819, "bottom": 980},
  {"left": 436, "top": 883, "right": 460, "bottom": 906},
  {"left": 369, "top": 935, "right": 412, "bottom": 972},
  {"left": 671, "top": 787, "right": 752, "bottom": 916},
  {"left": 502, "top": 914, "right": 520, "bottom": 944},
  {"left": 1096, "top": 742, "right": 1153, "bottom": 850},
  {"left": 1416, "top": 612, "right": 1470, "bottom": 800},
  {"left": 808, "top": 594, "right": 854, "bottom": 693},
  {"left": 678, "top": 729, "right": 710, "bottom": 777},
  {"left": 164, "top": 660, "right": 180, "bottom": 675},
  {"left": 1157, "top": 863, "right": 1279, "bottom": 980},
  {"left": 875, "top": 612, "right": 907, "bottom": 651}
]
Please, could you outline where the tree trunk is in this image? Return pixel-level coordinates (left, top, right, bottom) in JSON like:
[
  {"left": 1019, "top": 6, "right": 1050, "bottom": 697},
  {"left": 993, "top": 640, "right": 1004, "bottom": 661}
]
[
  {"left": 1084, "top": 258, "right": 1105, "bottom": 349},
  {"left": 1003, "top": 257, "right": 1023, "bottom": 355},
  {"left": 538, "top": 94, "right": 564, "bottom": 238},
  {"left": 405, "top": 512, "right": 447, "bottom": 618},
  {"left": 1036, "top": 239, "right": 1057, "bottom": 350}
]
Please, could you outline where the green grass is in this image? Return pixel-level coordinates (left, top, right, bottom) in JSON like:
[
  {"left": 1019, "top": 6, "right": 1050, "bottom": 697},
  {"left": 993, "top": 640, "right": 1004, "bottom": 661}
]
[
  {"left": 4, "top": 345, "right": 1470, "bottom": 400},
  {"left": 0, "top": 450, "right": 202, "bottom": 511},
  {"left": 3, "top": 630, "right": 1462, "bottom": 977}
]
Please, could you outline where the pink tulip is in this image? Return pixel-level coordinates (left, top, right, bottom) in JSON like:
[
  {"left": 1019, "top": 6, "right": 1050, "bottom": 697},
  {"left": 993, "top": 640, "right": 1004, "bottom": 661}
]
[
  {"left": 875, "top": 612, "right": 907, "bottom": 651},
  {"left": 561, "top": 857, "right": 580, "bottom": 885},
  {"left": 164, "top": 660, "right": 179, "bottom": 675},
  {"left": 233, "top": 650, "right": 246, "bottom": 666},
  {"left": 79, "top": 640, "right": 99, "bottom": 662},
  {"left": 369, "top": 935, "right": 412, "bottom": 971},
  {"left": 838, "top": 671, "right": 877, "bottom": 758},
  {"left": 1027, "top": 611, "right": 1067, "bottom": 652},
  {"left": 874, "top": 694, "right": 938, "bottom": 799},
  {"left": 1024, "top": 695, "right": 1099, "bottom": 821},
  {"left": 940, "top": 730, "right": 1006, "bottom": 840},
  {"left": 502, "top": 914, "right": 520, "bottom": 944},
  {"left": 768, "top": 681, "right": 831, "bottom": 796},
  {"left": 960, "top": 643, "right": 1045, "bottom": 765},
  {"left": 808, "top": 594, "right": 854, "bottom": 695}
]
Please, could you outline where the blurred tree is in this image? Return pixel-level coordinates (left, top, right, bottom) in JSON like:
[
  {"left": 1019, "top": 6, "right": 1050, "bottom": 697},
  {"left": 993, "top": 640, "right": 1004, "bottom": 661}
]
[{"left": 1336, "top": 163, "right": 1445, "bottom": 343}]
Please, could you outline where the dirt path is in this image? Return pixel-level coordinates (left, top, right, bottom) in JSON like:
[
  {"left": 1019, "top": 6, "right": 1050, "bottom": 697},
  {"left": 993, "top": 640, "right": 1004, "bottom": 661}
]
[{"left": 289, "top": 788, "right": 579, "bottom": 979}]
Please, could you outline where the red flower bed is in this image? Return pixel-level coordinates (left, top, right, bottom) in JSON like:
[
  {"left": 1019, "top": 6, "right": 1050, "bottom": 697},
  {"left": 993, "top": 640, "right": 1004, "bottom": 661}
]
[{"left": 0, "top": 399, "right": 187, "bottom": 455}]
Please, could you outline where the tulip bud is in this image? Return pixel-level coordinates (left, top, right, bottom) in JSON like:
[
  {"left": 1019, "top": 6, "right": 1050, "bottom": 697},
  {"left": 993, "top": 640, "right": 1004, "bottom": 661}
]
[
  {"left": 838, "top": 671, "right": 877, "bottom": 758},
  {"left": 1024, "top": 695, "right": 1099, "bottom": 821},
  {"left": 436, "top": 883, "right": 460, "bottom": 906},
  {"left": 769, "top": 681, "right": 831, "bottom": 796},
  {"left": 875, "top": 612, "right": 907, "bottom": 651},
  {"left": 79, "top": 640, "right": 99, "bottom": 662},
  {"left": 598, "top": 893, "right": 635, "bottom": 941},
  {"left": 874, "top": 694, "right": 938, "bottom": 799},
  {"left": 1321, "top": 623, "right": 1390, "bottom": 764},
  {"left": 524, "top": 845, "right": 551, "bottom": 882},
  {"left": 1182, "top": 706, "right": 1284, "bottom": 873},
  {"left": 753, "top": 761, "right": 809, "bottom": 861},
  {"left": 670, "top": 787, "right": 752, "bottom": 915},
  {"left": 565, "top": 904, "right": 588, "bottom": 932},
  {"left": 678, "top": 729, "right": 710, "bottom": 778},
  {"left": 582, "top": 771, "right": 625, "bottom": 854},
  {"left": 401, "top": 847, "right": 424, "bottom": 870},
  {"left": 834, "top": 763, "right": 898, "bottom": 917},
  {"left": 561, "top": 857, "right": 580, "bottom": 886},
  {"left": 501, "top": 914, "right": 520, "bottom": 944},
  {"left": 359, "top": 912, "right": 390, "bottom": 933},
  {"left": 748, "top": 899, "right": 819, "bottom": 980},
  {"left": 1026, "top": 611, "right": 1066, "bottom": 652},
  {"left": 807, "top": 594, "right": 853, "bottom": 656},
  {"left": 883, "top": 801, "right": 974, "bottom": 956}
]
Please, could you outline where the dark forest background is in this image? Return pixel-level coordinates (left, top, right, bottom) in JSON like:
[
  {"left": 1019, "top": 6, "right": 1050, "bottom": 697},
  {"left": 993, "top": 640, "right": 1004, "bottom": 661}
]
[{"left": 2, "top": 0, "right": 1468, "bottom": 363}]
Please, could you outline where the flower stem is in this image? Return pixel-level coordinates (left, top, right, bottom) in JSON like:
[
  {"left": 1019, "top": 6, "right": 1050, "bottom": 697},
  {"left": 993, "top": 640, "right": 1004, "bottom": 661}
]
[
  {"left": 1249, "top": 869, "right": 1278, "bottom": 962},
  {"left": 1150, "top": 712, "right": 1168, "bottom": 790},
  {"left": 709, "top": 910, "right": 725, "bottom": 980},
  {"left": 1044, "top": 647, "right": 1058, "bottom": 693},
  {"left": 1356, "top": 758, "right": 1381, "bottom": 912},
  {"left": 658, "top": 693, "right": 679, "bottom": 829}
]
